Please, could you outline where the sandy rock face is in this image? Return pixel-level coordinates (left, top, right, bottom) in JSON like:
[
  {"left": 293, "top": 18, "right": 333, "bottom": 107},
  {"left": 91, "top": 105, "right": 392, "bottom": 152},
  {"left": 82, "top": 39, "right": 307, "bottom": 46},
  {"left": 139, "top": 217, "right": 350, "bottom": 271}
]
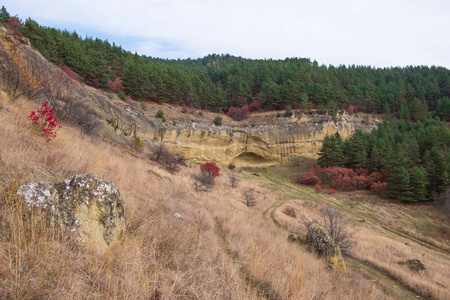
[
  {"left": 306, "top": 225, "right": 346, "bottom": 272},
  {"left": 17, "top": 174, "right": 126, "bottom": 254}
]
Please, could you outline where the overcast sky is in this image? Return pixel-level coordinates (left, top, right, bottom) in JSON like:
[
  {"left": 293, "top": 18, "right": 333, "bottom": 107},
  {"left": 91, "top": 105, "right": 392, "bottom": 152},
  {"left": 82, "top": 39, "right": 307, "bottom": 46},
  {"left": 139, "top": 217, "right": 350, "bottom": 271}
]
[{"left": 3, "top": 0, "right": 450, "bottom": 68}]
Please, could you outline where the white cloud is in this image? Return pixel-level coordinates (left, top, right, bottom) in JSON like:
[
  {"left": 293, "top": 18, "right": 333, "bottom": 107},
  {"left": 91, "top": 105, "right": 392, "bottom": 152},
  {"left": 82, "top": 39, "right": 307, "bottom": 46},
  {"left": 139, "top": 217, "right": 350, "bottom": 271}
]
[{"left": 4, "top": 0, "right": 450, "bottom": 68}]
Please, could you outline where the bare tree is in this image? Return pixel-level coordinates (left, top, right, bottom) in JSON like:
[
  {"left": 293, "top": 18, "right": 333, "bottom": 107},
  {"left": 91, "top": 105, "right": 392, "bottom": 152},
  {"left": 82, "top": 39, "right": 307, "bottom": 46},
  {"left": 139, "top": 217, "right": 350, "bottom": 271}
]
[
  {"left": 151, "top": 142, "right": 168, "bottom": 162},
  {"left": 321, "top": 207, "right": 355, "bottom": 255},
  {"left": 298, "top": 207, "right": 355, "bottom": 255},
  {"left": 243, "top": 188, "right": 256, "bottom": 207},
  {"left": 161, "top": 152, "right": 180, "bottom": 173},
  {"left": 229, "top": 171, "right": 240, "bottom": 188},
  {"left": 193, "top": 172, "right": 214, "bottom": 192}
]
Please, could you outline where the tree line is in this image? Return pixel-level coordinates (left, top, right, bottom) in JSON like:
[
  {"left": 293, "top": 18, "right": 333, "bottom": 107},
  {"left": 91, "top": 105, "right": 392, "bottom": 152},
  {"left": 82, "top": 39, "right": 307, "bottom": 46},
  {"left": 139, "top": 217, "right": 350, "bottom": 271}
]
[
  {"left": 316, "top": 118, "right": 450, "bottom": 202},
  {"left": 1, "top": 6, "right": 450, "bottom": 120}
]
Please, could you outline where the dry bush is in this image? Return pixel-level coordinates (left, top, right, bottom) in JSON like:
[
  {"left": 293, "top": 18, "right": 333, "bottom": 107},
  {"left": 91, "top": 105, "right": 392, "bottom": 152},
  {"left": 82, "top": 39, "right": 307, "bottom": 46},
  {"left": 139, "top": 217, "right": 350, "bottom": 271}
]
[
  {"left": 192, "top": 171, "right": 214, "bottom": 192},
  {"left": 151, "top": 142, "right": 168, "bottom": 162},
  {"left": 228, "top": 171, "right": 239, "bottom": 188},
  {"left": 283, "top": 206, "right": 297, "bottom": 218},
  {"left": 160, "top": 152, "right": 180, "bottom": 173},
  {"left": 243, "top": 188, "right": 256, "bottom": 207}
]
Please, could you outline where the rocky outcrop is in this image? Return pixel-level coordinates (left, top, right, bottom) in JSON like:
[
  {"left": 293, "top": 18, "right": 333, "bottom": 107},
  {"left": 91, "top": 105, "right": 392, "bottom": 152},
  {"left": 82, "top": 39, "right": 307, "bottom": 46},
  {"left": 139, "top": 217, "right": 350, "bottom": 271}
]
[
  {"left": 17, "top": 174, "right": 126, "bottom": 254},
  {"left": 306, "top": 225, "right": 346, "bottom": 272}
]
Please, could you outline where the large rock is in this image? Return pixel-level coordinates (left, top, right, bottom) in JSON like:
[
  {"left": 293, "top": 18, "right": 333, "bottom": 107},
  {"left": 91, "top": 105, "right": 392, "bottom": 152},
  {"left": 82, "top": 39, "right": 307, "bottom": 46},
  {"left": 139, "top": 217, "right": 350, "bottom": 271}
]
[
  {"left": 306, "top": 225, "right": 346, "bottom": 272},
  {"left": 17, "top": 174, "right": 126, "bottom": 254}
]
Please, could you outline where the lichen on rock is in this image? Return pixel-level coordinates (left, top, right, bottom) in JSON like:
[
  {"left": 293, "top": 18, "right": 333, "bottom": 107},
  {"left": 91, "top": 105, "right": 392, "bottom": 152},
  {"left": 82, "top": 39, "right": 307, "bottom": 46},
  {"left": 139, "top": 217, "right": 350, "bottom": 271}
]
[{"left": 17, "top": 174, "right": 126, "bottom": 254}]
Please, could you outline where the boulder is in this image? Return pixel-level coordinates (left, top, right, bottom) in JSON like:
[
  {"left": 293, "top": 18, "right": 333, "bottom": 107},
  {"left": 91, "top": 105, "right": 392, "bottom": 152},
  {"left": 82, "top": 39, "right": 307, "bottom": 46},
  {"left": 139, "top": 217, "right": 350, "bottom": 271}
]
[
  {"left": 17, "top": 174, "right": 126, "bottom": 254},
  {"left": 405, "top": 259, "right": 426, "bottom": 272},
  {"left": 306, "top": 225, "right": 346, "bottom": 272}
]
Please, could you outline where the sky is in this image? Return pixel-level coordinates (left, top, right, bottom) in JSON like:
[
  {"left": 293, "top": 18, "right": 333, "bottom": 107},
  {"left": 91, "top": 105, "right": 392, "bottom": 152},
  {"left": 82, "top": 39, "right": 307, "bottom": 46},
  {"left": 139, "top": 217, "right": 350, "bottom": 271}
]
[{"left": 3, "top": 0, "right": 450, "bottom": 68}]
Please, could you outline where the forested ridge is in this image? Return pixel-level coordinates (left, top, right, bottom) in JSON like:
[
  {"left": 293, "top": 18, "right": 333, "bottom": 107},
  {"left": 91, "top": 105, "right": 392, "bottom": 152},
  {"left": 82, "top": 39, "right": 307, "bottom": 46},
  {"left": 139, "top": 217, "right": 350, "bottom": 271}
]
[{"left": 1, "top": 6, "right": 450, "bottom": 119}]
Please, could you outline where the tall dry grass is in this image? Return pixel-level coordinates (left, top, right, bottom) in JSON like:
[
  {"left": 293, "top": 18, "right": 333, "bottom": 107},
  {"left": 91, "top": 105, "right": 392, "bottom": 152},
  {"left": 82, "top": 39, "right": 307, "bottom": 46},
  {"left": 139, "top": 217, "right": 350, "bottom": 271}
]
[{"left": 0, "top": 94, "right": 388, "bottom": 299}]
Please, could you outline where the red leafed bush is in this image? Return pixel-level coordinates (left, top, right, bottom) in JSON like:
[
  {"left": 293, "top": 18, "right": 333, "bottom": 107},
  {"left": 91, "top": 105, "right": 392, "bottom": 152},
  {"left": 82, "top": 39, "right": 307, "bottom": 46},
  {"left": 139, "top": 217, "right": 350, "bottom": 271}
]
[
  {"left": 61, "top": 65, "right": 80, "bottom": 82},
  {"left": 91, "top": 78, "right": 100, "bottom": 88},
  {"left": 200, "top": 162, "right": 220, "bottom": 177},
  {"left": 108, "top": 81, "right": 124, "bottom": 93},
  {"left": 354, "top": 169, "right": 369, "bottom": 177},
  {"left": 299, "top": 171, "right": 320, "bottom": 185},
  {"left": 248, "top": 100, "right": 262, "bottom": 112},
  {"left": 227, "top": 106, "right": 251, "bottom": 121},
  {"left": 7, "top": 17, "right": 22, "bottom": 28},
  {"left": 329, "top": 188, "right": 336, "bottom": 195},
  {"left": 370, "top": 182, "right": 389, "bottom": 195},
  {"left": 28, "top": 101, "right": 61, "bottom": 142},
  {"left": 314, "top": 183, "right": 323, "bottom": 194}
]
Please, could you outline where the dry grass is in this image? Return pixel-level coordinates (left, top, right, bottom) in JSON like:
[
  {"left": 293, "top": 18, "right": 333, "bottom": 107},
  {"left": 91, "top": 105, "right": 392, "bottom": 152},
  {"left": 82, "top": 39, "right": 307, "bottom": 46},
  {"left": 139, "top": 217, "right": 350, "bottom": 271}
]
[{"left": 0, "top": 94, "right": 390, "bottom": 299}]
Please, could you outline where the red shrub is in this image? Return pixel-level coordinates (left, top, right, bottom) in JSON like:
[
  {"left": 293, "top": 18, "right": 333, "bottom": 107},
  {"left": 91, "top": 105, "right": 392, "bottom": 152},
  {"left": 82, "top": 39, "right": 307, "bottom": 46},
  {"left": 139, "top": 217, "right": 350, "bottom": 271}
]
[
  {"left": 370, "top": 182, "right": 389, "bottom": 195},
  {"left": 227, "top": 106, "right": 251, "bottom": 121},
  {"left": 7, "top": 17, "right": 22, "bottom": 28},
  {"left": 28, "top": 101, "right": 62, "bottom": 142},
  {"left": 200, "top": 162, "right": 220, "bottom": 177},
  {"left": 314, "top": 183, "right": 322, "bottom": 194},
  {"left": 248, "top": 100, "right": 262, "bottom": 112},
  {"left": 329, "top": 188, "right": 336, "bottom": 195},
  {"left": 61, "top": 65, "right": 80, "bottom": 82},
  {"left": 108, "top": 81, "right": 124, "bottom": 93},
  {"left": 352, "top": 176, "right": 367, "bottom": 190},
  {"left": 299, "top": 171, "right": 320, "bottom": 185},
  {"left": 91, "top": 78, "right": 100, "bottom": 88}
]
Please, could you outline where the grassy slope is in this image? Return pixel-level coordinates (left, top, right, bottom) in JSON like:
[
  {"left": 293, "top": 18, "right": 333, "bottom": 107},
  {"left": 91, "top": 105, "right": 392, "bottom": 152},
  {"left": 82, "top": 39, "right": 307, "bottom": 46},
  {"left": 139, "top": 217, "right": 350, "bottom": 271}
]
[
  {"left": 1, "top": 93, "right": 447, "bottom": 299},
  {"left": 262, "top": 165, "right": 450, "bottom": 300}
]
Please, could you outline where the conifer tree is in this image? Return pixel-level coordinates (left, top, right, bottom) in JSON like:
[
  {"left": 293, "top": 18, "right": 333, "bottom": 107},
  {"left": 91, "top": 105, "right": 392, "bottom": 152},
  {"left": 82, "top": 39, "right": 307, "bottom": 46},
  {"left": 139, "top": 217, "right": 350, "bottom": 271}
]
[
  {"left": 410, "top": 166, "right": 428, "bottom": 202},
  {"left": 388, "top": 167, "right": 413, "bottom": 202}
]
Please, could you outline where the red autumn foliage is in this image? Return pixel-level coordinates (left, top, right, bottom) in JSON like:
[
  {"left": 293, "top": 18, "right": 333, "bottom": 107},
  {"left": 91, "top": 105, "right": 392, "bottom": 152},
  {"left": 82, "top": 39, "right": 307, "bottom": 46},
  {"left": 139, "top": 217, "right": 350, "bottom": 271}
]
[
  {"left": 298, "top": 165, "right": 388, "bottom": 193},
  {"left": 345, "top": 105, "right": 358, "bottom": 113},
  {"left": 248, "top": 100, "right": 262, "bottom": 112},
  {"left": 227, "top": 106, "right": 251, "bottom": 121},
  {"left": 200, "top": 162, "right": 221, "bottom": 177},
  {"left": 91, "top": 78, "right": 100, "bottom": 88},
  {"left": 108, "top": 81, "right": 124, "bottom": 93},
  {"left": 61, "top": 65, "right": 80, "bottom": 82},
  {"left": 28, "top": 101, "right": 62, "bottom": 142},
  {"left": 7, "top": 17, "right": 22, "bottom": 28},
  {"left": 329, "top": 188, "right": 336, "bottom": 195},
  {"left": 314, "top": 183, "right": 323, "bottom": 194},
  {"left": 370, "top": 182, "right": 389, "bottom": 195}
]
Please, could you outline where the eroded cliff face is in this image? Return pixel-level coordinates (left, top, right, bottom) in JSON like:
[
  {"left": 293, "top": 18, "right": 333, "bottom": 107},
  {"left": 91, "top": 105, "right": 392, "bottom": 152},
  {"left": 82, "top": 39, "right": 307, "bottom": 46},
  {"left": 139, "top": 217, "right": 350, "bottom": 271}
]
[
  {"left": 143, "top": 113, "right": 378, "bottom": 166},
  {"left": 101, "top": 103, "right": 379, "bottom": 166}
]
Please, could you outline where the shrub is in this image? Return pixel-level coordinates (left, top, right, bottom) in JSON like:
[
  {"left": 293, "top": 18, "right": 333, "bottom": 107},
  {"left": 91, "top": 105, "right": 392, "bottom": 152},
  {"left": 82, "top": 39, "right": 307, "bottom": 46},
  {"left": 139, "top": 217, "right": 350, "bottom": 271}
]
[
  {"left": 200, "top": 162, "right": 220, "bottom": 178},
  {"left": 28, "top": 101, "right": 61, "bottom": 142},
  {"left": 181, "top": 107, "right": 187, "bottom": 113},
  {"left": 151, "top": 142, "right": 168, "bottom": 162},
  {"left": 243, "top": 189, "right": 256, "bottom": 207},
  {"left": 284, "top": 106, "right": 293, "bottom": 117},
  {"left": 228, "top": 163, "right": 236, "bottom": 170},
  {"left": 276, "top": 112, "right": 281, "bottom": 118},
  {"left": 229, "top": 171, "right": 239, "bottom": 188},
  {"left": 370, "top": 182, "right": 389, "bottom": 195},
  {"left": 174, "top": 152, "right": 187, "bottom": 166},
  {"left": 314, "top": 183, "right": 323, "bottom": 194},
  {"left": 213, "top": 115, "right": 223, "bottom": 126},
  {"left": 283, "top": 206, "right": 296, "bottom": 218},
  {"left": 161, "top": 152, "right": 180, "bottom": 173},
  {"left": 227, "top": 106, "right": 250, "bottom": 121},
  {"left": 321, "top": 207, "right": 355, "bottom": 255},
  {"left": 133, "top": 137, "right": 144, "bottom": 150},
  {"left": 155, "top": 110, "right": 164, "bottom": 119},
  {"left": 117, "top": 90, "right": 126, "bottom": 101},
  {"left": 193, "top": 172, "right": 214, "bottom": 192},
  {"left": 329, "top": 188, "right": 336, "bottom": 195},
  {"left": 108, "top": 81, "right": 123, "bottom": 93}
]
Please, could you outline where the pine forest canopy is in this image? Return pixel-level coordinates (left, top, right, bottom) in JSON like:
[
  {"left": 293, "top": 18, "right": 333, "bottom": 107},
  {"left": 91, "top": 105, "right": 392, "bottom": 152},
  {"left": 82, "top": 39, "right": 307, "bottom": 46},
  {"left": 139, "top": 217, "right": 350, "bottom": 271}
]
[{"left": 1, "top": 6, "right": 450, "bottom": 120}]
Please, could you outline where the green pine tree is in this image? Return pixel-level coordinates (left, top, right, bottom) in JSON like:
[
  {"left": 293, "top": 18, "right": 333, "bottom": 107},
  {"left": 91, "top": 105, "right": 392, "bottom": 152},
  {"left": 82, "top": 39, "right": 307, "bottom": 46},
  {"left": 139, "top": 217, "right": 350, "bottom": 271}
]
[
  {"left": 410, "top": 166, "right": 428, "bottom": 202},
  {"left": 388, "top": 167, "right": 413, "bottom": 202}
]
